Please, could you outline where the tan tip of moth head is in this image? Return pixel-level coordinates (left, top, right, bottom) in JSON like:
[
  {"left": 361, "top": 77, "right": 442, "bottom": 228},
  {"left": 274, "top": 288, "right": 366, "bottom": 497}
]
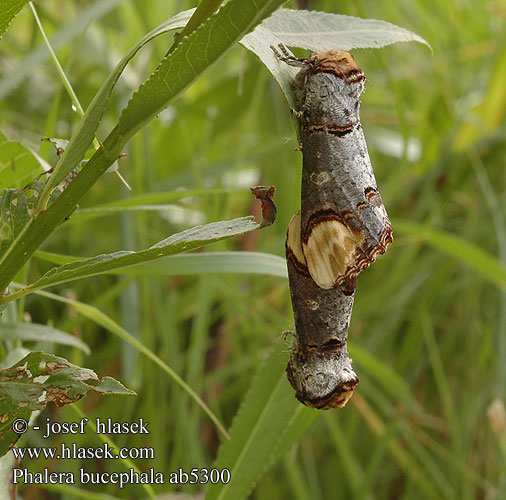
[
  {"left": 314, "top": 366, "right": 359, "bottom": 409},
  {"left": 286, "top": 356, "right": 359, "bottom": 410},
  {"left": 308, "top": 50, "right": 365, "bottom": 83},
  {"left": 302, "top": 219, "right": 361, "bottom": 289},
  {"left": 307, "top": 365, "right": 359, "bottom": 410}
]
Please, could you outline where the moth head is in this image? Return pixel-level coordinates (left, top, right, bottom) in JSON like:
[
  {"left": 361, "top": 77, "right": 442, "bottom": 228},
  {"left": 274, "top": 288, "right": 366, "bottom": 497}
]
[
  {"left": 308, "top": 50, "right": 365, "bottom": 83},
  {"left": 286, "top": 351, "right": 359, "bottom": 409}
]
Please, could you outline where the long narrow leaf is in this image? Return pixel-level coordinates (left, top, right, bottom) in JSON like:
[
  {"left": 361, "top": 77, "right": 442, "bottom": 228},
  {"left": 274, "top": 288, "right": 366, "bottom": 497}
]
[
  {"left": 0, "top": 322, "right": 90, "bottom": 354},
  {"left": 70, "top": 187, "right": 233, "bottom": 221},
  {"left": 34, "top": 250, "right": 288, "bottom": 279},
  {"left": 1, "top": 215, "right": 266, "bottom": 304},
  {"left": 259, "top": 8, "right": 430, "bottom": 51},
  {"left": 350, "top": 343, "right": 422, "bottom": 414},
  {"left": 0, "top": 1, "right": 284, "bottom": 292}
]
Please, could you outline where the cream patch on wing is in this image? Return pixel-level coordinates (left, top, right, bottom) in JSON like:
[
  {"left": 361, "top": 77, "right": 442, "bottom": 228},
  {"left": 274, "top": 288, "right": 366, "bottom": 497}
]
[
  {"left": 286, "top": 211, "right": 306, "bottom": 265},
  {"left": 302, "top": 220, "right": 360, "bottom": 289}
]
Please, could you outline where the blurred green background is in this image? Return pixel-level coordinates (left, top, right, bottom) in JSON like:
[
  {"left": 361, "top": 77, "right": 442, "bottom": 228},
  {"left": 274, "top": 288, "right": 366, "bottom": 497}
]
[{"left": 1, "top": 0, "right": 505, "bottom": 498}]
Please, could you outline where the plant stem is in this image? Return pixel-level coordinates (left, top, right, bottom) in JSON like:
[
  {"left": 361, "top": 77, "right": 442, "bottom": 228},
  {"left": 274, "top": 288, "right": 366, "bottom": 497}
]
[{"left": 29, "top": 2, "right": 85, "bottom": 116}]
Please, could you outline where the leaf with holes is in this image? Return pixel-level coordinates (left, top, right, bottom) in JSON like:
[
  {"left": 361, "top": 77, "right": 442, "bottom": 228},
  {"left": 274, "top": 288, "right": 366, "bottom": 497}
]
[
  {"left": 0, "top": 182, "right": 61, "bottom": 261},
  {"left": 0, "top": 352, "right": 135, "bottom": 457}
]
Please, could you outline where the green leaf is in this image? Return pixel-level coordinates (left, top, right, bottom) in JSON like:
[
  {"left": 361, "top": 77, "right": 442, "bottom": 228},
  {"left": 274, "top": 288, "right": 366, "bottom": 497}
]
[
  {"left": 1, "top": 215, "right": 267, "bottom": 304},
  {"left": 0, "top": 0, "right": 28, "bottom": 37},
  {"left": 240, "top": 25, "right": 299, "bottom": 109},
  {"left": 92, "top": 376, "right": 136, "bottom": 395},
  {"left": 0, "top": 351, "right": 135, "bottom": 457},
  {"left": 170, "top": 0, "right": 222, "bottom": 51},
  {"left": 118, "top": 0, "right": 285, "bottom": 138},
  {"left": 34, "top": 250, "right": 288, "bottom": 279},
  {"left": 0, "top": 133, "right": 48, "bottom": 190},
  {"left": 240, "top": 8, "right": 430, "bottom": 108},
  {"left": 260, "top": 8, "right": 430, "bottom": 51},
  {"left": 41, "top": 8, "right": 196, "bottom": 198},
  {"left": 0, "top": 181, "right": 61, "bottom": 261},
  {"left": 117, "top": 251, "right": 288, "bottom": 279},
  {"left": 0, "top": 322, "right": 90, "bottom": 354},
  {"left": 207, "top": 341, "right": 320, "bottom": 500},
  {"left": 79, "top": 188, "right": 231, "bottom": 209},
  {"left": 263, "top": 403, "right": 320, "bottom": 467},
  {"left": 394, "top": 219, "right": 506, "bottom": 290}
]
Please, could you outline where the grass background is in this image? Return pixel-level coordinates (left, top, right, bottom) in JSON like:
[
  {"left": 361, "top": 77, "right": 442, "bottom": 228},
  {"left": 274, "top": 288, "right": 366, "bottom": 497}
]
[{"left": 1, "top": 0, "right": 505, "bottom": 498}]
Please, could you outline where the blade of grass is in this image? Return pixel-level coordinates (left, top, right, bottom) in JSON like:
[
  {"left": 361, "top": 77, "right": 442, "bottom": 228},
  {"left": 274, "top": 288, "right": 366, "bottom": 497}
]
[
  {"left": 34, "top": 250, "right": 288, "bottom": 279},
  {"left": 29, "top": 2, "right": 84, "bottom": 116},
  {"left": 69, "top": 404, "right": 155, "bottom": 499},
  {"left": 417, "top": 303, "right": 458, "bottom": 432},
  {"left": 471, "top": 153, "right": 506, "bottom": 393},
  {"left": 70, "top": 187, "right": 234, "bottom": 221},
  {"left": 394, "top": 219, "right": 506, "bottom": 290},
  {"left": 350, "top": 342, "right": 422, "bottom": 414},
  {"left": 0, "top": 322, "right": 90, "bottom": 354},
  {"left": 323, "top": 413, "right": 363, "bottom": 494}
]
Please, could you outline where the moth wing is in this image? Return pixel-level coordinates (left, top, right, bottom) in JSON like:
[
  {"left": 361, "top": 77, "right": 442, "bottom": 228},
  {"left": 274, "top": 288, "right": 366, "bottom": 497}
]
[
  {"left": 286, "top": 211, "right": 306, "bottom": 266},
  {"left": 301, "top": 218, "right": 363, "bottom": 289}
]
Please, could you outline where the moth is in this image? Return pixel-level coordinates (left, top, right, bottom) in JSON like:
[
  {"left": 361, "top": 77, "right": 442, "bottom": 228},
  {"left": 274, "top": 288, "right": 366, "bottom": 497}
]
[{"left": 273, "top": 46, "right": 393, "bottom": 408}]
